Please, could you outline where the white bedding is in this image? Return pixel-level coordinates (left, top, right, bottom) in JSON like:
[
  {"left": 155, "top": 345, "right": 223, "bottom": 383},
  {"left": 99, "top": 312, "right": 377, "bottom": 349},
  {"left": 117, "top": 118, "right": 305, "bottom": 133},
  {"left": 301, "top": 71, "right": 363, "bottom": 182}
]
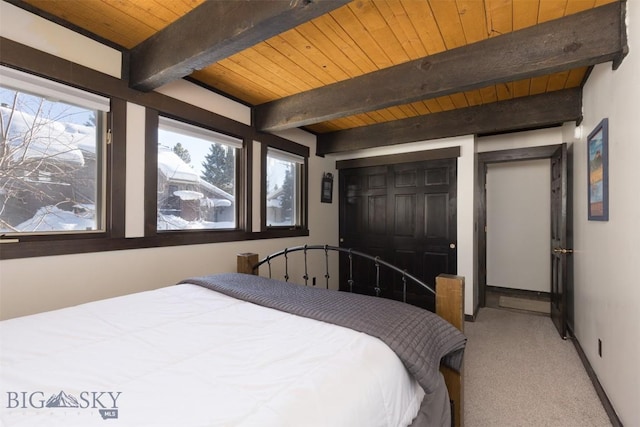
[{"left": 0, "top": 284, "right": 425, "bottom": 426}]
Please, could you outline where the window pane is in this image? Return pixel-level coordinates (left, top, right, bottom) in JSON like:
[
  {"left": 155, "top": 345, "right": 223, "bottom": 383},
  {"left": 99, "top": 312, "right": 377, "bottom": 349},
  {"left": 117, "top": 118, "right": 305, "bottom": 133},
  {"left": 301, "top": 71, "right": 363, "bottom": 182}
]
[
  {"left": 157, "top": 125, "right": 236, "bottom": 231},
  {"left": 266, "top": 153, "right": 299, "bottom": 227},
  {"left": 0, "top": 87, "right": 104, "bottom": 233}
]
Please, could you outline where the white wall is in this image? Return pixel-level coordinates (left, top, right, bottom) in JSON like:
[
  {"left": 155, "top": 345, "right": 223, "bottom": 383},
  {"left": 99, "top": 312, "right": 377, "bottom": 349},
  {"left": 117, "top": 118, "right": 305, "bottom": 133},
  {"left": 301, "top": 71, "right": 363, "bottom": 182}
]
[
  {"left": 0, "top": 3, "right": 339, "bottom": 320},
  {"left": 486, "top": 159, "right": 551, "bottom": 293},
  {"left": 332, "top": 135, "right": 476, "bottom": 316},
  {"left": 565, "top": 1, "right": 640, "bottom": 423}
]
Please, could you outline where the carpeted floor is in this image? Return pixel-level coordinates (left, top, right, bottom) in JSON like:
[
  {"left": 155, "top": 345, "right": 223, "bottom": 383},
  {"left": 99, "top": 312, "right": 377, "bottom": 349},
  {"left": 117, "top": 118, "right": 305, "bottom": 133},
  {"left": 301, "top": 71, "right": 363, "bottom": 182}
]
[{"left": 463, "top": 308, "right": 611, "bottom": 426}]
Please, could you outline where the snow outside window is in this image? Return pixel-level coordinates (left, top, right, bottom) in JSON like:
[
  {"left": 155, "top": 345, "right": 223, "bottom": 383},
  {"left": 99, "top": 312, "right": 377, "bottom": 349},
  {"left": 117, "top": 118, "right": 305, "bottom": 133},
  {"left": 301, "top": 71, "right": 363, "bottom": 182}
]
[
  {"left": 0, "top": 66, "right": 109, "bottom": 234},
  {"left": 266, "top": 147, "right": 303, "bottom": 228},
  {"left": 157, "top": 117, "right": 240, "bottom": 231}
]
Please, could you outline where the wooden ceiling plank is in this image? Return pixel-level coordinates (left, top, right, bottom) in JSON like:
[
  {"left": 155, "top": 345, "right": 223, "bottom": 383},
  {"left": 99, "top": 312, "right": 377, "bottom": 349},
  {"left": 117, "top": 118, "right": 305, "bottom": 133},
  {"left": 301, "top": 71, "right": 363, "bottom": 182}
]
[
  {"left": 217, "top": 55, "right": 292, "bottom": 98},
  {"left": 449, "top": 92, "right": 470, "bottom": 109},
  {"left": 594, "top": 0, "right": 618, "bottom": 6},
  {"left": 565, "top": 66, "right": 589, "bottom": 87},
  {"left": 513, "top": 79, "right": 532, "bottom": 98},
  {"left": 565, "top": 0, "right": 597, "bottom": 15},
  {"left": 404, "top": 0, "right": 448, "bottom": 56},
  {"left": 456, "top": 0, "right": 489, "bottom": 44},
  {"left": 538, "top": 0, "right": 569, "bottom": 23},
  {"left": 312, "top": 14, "right": 378, "bottom": 74},
  {"left": 255, "top": 3, "right": 624, "bottom": 132},
  {"left": 409, "top": 101, "right": 432, "bottom": 115},
  {"left": 424, "top": 99, "right": 444, "bottom": 114},
  {"left": 382, "top": 0, "right": 430, "bottom": 59},
  {"left": 152, "top": 0, "right": 204, "bottom": 17},
  {"left": 546, "top": 70, "right": 571, "bottom": 91},
  {"left": 317, "top": 88, "right": 583, "bottom": 155},
  {"left": 251, "top": 43, "right": 325, "bottom": 90},
  {"left": 330, "top": 2, "right": 394, "bottom": 70},
  {"left": 196, "top": 62, "right": 282, "bottom": 104},
  {"left": 117, "top": 0, "right": 183, "bottom": 29},
  {"left": 359, "top": 1, "right": 412, "bottom": 65},
  {"left": 241, "top": 45, "right": 321, "bottom": 94},
  {"left": 513, "top": 0, "right": 540, "bottom": 30},
  {"left": 428, "top": 0, "right": 467, "bottom": 49},
  {"left": 129, "top": 0, "right": 351, "bottom": 91},
  {"left": 484, "top": 0, "right": 513, "bottom": 37},
  {"left": 463, "top": 90, "right": 485, "bottom": 107},
  {"left": 265, "top": 33, "right": 343, "bottom": 86},
  {"left": 25, "top": 0, "right": 156, "bottom": 48},
  {"left": 435, "top": 96, "right": 456, "bottom": 112},
  {"left": 530, "top": 75, "right": 551, "bottom": 95},
  {"left": 495, "top": 82, "right": 515, "bottom": 101},
  {"left": 392, "top": 104, "right": 419, "bottom": 119},
  {"left": 294, "top": 20, "right": 365, "bottom": 78},
  {"left": 479, "top": 86, "right": 499, "bottom": 104}
]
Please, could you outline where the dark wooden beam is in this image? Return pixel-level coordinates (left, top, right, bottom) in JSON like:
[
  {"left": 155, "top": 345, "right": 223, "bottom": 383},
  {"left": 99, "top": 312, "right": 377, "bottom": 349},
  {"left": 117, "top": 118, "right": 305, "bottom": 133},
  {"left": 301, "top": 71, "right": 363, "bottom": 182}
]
[
  {"left": 256, "top": 2, "right": 624, "bottom": 132},
  {"left": 317, "top": 88, "right": 582, "bottom": 155},
  {"left": 129, "top": 0, "right": 350, "bottom": 91}
]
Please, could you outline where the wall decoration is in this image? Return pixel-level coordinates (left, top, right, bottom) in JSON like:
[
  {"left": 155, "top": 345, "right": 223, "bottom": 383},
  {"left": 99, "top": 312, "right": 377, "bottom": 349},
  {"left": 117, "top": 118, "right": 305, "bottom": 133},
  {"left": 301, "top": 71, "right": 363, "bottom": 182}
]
[
  {"left": 587, "top": 118, "right": 609, "bottom": 221},
  {"left": 321, "top": 173, "right": 333, "bottom": 203}
]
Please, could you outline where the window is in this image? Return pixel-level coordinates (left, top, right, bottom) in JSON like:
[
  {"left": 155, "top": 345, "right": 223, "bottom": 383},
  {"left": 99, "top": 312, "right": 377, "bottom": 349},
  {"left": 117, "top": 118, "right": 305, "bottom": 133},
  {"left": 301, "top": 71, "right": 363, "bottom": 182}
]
[
  {"left": 157, "top": 117, "right": 241, "bottom": 231},
  {"left": 0, "top": 66, "right": 109, "bottom": 234},
  {"left": 266, "top": 147, "right": 304, "bottom": 228}
]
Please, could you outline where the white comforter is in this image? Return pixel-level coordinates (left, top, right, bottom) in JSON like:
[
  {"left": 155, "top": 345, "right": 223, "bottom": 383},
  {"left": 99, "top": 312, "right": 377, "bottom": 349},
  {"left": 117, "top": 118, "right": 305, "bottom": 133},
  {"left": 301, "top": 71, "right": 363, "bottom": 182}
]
[{"left": 0, "top": 284, "right": 424, "bottom": 426}]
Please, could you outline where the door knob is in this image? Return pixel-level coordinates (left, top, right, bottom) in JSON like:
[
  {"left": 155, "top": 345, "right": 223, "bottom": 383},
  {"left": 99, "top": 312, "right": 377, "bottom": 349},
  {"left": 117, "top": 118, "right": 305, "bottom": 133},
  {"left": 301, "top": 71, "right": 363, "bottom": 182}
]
[
  {"left": 553, "top": 248, "right": 573, "bottom": 254},
  {"left": 449, "top": 243, "right": 456, "bottom": 249}
]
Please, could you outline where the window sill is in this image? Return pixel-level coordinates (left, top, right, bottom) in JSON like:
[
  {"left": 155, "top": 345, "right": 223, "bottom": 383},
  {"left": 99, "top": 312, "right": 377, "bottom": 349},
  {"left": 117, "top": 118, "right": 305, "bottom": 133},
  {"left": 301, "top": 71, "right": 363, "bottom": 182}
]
[{"left": 0, "top": 228, "right": 310, "bottom": 260}]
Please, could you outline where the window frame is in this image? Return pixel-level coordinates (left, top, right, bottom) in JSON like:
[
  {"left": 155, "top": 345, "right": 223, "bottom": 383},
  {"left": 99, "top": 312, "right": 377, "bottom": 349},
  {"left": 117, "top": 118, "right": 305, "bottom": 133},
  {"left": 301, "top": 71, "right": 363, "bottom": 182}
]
[
  {"left": 260, "top": 137, "right": 309, "bottom": 232},
  {"left": 0, "top": 65, "right": 111, "bottom": 237},
  {"left": 0, "top": 40, "right": 309, "bottom": 260},
  {"left": 155, "top": 114, "right": 244, "bottom": 233}
]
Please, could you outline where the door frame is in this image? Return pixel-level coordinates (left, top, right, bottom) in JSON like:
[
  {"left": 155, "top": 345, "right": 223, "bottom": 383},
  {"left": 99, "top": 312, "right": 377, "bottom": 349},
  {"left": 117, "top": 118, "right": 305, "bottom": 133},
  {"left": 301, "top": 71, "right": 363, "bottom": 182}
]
[{"left": 477, "top": 144, "right": 565, "bottom": 309}]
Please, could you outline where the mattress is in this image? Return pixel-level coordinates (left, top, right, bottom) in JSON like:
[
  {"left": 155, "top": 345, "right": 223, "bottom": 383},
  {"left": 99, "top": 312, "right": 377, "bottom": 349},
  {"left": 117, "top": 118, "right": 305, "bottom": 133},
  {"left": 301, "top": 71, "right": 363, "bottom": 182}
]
[{"left": 0, "top": 283, "right": 427, "bottom": 426}]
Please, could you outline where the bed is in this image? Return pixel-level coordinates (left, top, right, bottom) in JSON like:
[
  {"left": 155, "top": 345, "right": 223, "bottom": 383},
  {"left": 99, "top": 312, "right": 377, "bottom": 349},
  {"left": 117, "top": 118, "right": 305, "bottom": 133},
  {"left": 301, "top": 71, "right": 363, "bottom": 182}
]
[{"left": 0, "top": 247, "right": 466, "bottom": 427}]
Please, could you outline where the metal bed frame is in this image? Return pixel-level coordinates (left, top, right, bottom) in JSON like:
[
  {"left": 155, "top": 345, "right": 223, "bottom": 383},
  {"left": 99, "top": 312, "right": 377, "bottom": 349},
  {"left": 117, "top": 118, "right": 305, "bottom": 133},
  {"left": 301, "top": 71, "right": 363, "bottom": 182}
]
[{"left": 253, "top": 244, "right": 435, "bottom": 303}]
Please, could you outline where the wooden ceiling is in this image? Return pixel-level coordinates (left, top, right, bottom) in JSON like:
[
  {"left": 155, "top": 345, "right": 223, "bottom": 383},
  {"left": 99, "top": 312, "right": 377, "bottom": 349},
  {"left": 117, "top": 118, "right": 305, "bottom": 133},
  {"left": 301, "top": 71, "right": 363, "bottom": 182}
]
[{"left": 13, "top": 0, "right": 626, "bottom": 154}]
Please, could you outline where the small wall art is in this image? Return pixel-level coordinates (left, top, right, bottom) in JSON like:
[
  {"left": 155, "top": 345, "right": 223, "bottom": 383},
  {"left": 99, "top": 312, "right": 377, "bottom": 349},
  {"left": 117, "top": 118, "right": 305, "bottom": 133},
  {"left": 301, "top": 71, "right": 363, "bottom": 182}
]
[{"left": 587, "top": 118, "right": 609, "bottom": 221}]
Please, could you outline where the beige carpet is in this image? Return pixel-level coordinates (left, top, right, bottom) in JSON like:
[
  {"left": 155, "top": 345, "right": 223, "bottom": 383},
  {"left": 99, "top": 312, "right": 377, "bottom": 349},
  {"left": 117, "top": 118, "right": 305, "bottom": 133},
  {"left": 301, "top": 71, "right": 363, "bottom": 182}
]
[
  {"left": 464, "top": 308, "right": 611, "bottom": 426},
  {"left": 499, "top": 295, "right": 551, "bottom": 314}
]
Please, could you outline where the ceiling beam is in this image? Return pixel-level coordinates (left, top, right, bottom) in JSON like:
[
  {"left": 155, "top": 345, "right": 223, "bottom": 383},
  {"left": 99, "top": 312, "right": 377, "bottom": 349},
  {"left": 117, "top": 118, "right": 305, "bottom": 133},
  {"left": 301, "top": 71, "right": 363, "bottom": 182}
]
[
  {"left": 256, "top": 2, "right": 625, "bottom": 132},
  {"left": 129, "top": 0, "right": 350, "bottom": 91},
  {"left": 316, "top": 88, "right": 582, "bottom": 155}
]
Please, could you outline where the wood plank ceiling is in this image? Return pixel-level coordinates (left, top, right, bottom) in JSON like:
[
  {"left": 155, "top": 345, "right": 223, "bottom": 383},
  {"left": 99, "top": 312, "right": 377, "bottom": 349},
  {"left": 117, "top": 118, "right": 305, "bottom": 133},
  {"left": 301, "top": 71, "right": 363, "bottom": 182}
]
[{"left": 14, "top": 0, "right": 625, "bottom": 154}]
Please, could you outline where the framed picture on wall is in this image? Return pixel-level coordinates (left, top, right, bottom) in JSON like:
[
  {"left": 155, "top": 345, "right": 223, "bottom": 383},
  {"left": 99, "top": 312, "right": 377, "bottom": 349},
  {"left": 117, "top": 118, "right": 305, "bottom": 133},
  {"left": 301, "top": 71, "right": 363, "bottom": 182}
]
[
  {"left": 321, "top": 173, "right": 333, "bottom": 203},
  {"left": 587, "top": 118, "right": 609, "bottom": 221}
]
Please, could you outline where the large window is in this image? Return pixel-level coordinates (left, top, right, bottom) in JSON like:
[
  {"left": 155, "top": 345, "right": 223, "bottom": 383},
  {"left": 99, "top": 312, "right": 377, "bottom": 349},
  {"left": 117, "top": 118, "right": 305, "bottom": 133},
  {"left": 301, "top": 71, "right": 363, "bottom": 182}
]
[
  {"left": 0, "top": 66, "right": 108, "bottom": 234},
  {"left": 157, "top": 117, "right": 241, "bottom": 231},
  {"left": 266, "top": 147, "right": 304, "bottom": 228}
]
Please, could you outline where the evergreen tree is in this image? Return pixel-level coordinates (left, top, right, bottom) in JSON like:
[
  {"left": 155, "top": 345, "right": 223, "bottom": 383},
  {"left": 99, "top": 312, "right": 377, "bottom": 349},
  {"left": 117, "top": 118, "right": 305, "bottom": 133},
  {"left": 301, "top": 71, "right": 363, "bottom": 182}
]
[
  {"left": 201, "top": 143, "right": 234, "bottom": 194},
  {"left": 279, "top": 164, "right": 294, "bottom": 221},
  {"left": 173, "top": 142, "right": 191, "bottom": 164}
]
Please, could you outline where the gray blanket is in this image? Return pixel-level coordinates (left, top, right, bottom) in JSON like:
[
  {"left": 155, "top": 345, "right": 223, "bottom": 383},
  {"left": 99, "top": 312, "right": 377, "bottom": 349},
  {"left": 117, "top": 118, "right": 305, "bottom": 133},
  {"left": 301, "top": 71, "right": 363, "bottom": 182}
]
[{"left": 180, "top": 273, "right": 466, "bottom": 396}]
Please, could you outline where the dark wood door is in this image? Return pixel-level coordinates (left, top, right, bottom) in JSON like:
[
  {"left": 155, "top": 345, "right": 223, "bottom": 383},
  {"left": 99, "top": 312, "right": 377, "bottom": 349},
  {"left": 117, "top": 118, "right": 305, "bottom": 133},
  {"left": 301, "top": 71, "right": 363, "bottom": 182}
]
[
  {"left": 550, "top": 143, "right": 569, "bottom": 338},
  {"left": 339, "top": 158, "right": 457, "bottom": 311}
]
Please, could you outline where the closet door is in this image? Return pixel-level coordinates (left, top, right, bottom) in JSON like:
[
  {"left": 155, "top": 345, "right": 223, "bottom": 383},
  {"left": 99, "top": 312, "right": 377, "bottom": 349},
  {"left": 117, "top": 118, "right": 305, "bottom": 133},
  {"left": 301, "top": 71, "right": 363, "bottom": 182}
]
[{"left": 339, "top": 158, "right": 457, "bottom": 311}]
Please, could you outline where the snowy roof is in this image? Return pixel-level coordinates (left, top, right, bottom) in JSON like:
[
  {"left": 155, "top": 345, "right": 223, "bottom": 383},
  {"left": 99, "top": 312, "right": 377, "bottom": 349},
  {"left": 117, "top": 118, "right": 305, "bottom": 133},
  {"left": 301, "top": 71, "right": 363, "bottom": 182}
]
[
  {"left": 1, "top": 106, "right": 93, "bottom": 167},
  {"left": 157, "top": 145, "right": 234, "bottom": 202},
  {"left": 157, "top": 145, "right": 200, "bottom": 183}
]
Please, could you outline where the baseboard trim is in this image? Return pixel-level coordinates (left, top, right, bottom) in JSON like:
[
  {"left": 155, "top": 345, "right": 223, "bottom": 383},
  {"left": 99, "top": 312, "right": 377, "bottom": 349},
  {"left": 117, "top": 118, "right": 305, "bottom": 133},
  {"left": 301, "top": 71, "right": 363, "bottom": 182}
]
[
  {"left": 465, "top": 303, "right": 480, "bottom": 322},
  {"left": 486, "top": 285, "right": 550, "bottom": 300},
  {"left": 571, "top": 334, "right": 624, "bottom": 427}
]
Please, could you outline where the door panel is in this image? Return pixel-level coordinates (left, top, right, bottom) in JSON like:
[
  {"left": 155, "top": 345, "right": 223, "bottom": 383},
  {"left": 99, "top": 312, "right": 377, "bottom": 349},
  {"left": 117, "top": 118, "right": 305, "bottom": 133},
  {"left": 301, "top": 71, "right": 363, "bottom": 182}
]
[
  {"left": 550, "top": 143, "right": 568, "bottom": 338},
  {"left": 339, "top": 158, "right": 457, "bottom": 312}
]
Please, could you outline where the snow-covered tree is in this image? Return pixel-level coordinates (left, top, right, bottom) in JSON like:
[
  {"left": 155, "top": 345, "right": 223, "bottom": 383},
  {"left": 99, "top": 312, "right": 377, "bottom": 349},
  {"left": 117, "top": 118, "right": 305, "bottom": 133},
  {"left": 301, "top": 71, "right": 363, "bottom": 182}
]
[
  {"left": 201, "top": 143, "right": 234, "bottom": 194},
  {"left": 173, "top": 142, "right": 191, "bottom": 164},
  {"left": 0, "top": 89, "right": 97, "bottom": 232}
]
